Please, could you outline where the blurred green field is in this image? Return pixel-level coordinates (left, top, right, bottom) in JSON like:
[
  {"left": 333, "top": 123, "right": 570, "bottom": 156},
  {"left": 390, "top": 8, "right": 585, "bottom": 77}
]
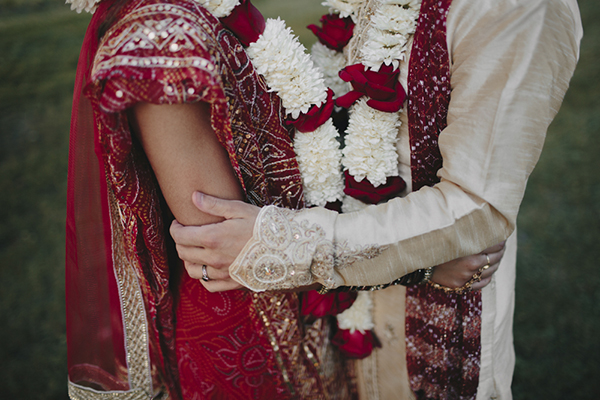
[{"left": 0, "top": 0, "right": 598, "bottom": 399}]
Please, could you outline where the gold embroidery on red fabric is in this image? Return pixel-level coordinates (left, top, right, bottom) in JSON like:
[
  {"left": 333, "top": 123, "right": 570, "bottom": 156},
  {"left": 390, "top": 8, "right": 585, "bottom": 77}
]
[{"left": 108, "top": 187, "right": 155, "bottom": 396}]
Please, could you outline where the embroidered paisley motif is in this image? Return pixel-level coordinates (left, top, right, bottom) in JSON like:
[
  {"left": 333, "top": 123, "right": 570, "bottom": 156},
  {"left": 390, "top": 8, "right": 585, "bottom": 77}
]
[{"left": 230, "top": 205, "right": 388, "bottom": 291}]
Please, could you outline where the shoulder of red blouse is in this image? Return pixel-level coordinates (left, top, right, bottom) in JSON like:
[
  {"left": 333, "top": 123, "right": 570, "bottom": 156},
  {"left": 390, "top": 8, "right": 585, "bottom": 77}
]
[{"left": 86, "top": 0, "right": 231, "bottom": 113}]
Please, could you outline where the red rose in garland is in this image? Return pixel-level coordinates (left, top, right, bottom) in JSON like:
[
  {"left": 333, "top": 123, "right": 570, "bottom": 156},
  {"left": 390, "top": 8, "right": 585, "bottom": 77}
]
[
  {"left": 219, "top": 0, "right": 266, "bottom": 47},
  {"left": 336, "top": 63, "right": 406, "bottom": 113},
  {"left": 344, "top": 171, "right": 406, "bottom": 204},
  {"left": 288, "top": 89, "right": 335, "bottom": 133},
  {"left": 332, "top": 325, "right": 382, "bottom": 359},
  {"left": 308, "top": 14, "right": 355, "bottom": 52},
  {"left": 301, "top": 290, "right": 358, "bottom": 320}
]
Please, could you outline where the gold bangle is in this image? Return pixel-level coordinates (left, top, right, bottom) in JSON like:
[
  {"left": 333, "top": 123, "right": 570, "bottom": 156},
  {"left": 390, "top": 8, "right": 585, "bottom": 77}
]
[
  {"left": 317, "top": 284, "right": 330, "bottom": 295},
  {"left": 428, "top": 269, "right": 483, "bottom": 295}
]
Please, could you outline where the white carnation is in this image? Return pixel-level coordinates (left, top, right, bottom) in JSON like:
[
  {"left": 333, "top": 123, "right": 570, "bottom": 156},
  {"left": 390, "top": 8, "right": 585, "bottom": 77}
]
[
  {"left": 198, "top": 0, "right": 240, "bottom": 18},
  {"left": 380, "top": 0, "right": 421, "bottom": 9},
  {"left": 65, "top": 0, "right": 101, "bottom": 14},
  {"left": 322, "top": 0, "right": 364, "bottom": 21},
  {"left": 337, "top": 292, "right": 374, "bottom": 333},
  {"left": 372, "top": 6, "right": 419, "bottom": 35},
  {"left": 342, "top": 99, "right": 401, "bottom": 186},
  {"left": 247, "top": 18, "right": 328, "bottom": 119},
  {"left": 361, "top": 33, "right": 408, "bottom": 70},
  {"left": 294, "top": 119, "right": 344, "bottom": 206},
  {"left": 358, "top": 0, "right": 419, "bottom": 70},
  {"left": 310, "top": 42, "right": 350, "bottom": 98}
]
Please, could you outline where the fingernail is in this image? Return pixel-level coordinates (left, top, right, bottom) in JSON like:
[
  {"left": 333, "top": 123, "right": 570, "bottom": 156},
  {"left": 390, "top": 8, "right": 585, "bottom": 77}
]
[{"left": 194, "top": 191, "right": 203, "bottom": 205}]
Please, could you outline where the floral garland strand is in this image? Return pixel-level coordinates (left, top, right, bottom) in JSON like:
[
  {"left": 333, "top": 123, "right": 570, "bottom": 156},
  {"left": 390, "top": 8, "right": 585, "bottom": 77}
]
[
  {"left": 337, "top": 0, "right": 421, "bottom": 212},
  {"left": 308, "top": 0, "right": 421, "bottom": 352},
  {"left": 310, "top": 42, "right": 349, "bottom": 100},
  {"left": 322, "top": 0, "right": 364, "bottom": 21},
  {"left": 210, "top": 1, "right": 346, "bottom": 206}
]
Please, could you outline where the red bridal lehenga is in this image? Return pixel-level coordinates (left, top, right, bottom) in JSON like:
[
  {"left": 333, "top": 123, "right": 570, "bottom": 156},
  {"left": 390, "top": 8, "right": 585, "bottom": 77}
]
[{"left": 65, "top": 0, "right": 355, "bottom": 398}]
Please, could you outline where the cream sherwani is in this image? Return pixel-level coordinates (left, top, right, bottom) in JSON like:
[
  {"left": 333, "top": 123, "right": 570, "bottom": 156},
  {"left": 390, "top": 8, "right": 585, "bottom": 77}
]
[{"left": 229, "top": 0, "right": 582, "bottom": 398}]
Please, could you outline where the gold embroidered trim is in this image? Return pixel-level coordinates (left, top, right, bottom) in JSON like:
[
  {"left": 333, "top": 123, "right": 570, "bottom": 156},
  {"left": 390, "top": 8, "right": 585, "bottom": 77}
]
[
  {"left": 229, "top": 206, "right": 335, "bottom": 291},
  {"left": 231, "top": 206, "right": 389, "bottom": 290},
  {"left": 335, "top": 242, "right": 389, "bottom": 270},
  {"left": 68, "top": 382, "right": 150, "bottom": 400},
  {"left": 252, "top": 293, "right": 296, "bottom": 396},
  {"left": 92, "top": 4, "right": 218, "bottom": 79},
  {"left": 108, "top": 187, "right": 153, "bottom": 395}
]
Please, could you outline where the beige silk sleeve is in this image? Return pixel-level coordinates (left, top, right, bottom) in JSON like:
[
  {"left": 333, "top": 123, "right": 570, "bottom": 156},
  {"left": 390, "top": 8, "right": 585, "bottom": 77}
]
[{"left": 229, "top": 0, "right": 582, "bottom": 291}]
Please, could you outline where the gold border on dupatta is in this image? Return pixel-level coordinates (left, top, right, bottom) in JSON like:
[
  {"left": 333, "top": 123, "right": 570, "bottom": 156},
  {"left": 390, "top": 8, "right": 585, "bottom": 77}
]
[
  {"left": 68, "top": 186, "right": 156, "bottom": 400},
  {"left": 108, "top": 186, "right": 154, "bottom": 395}
]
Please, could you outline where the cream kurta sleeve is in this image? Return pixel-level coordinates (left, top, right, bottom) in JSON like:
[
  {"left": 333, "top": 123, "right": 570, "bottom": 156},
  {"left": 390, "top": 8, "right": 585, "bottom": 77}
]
[{"left": 229, "top": 0, "right": 582, "bottom": 291}]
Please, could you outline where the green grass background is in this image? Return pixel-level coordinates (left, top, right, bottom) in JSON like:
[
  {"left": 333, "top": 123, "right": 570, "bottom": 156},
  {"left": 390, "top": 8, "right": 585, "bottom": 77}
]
[{"left": 0, "top": 0, "right": 598, "bottom": 398}]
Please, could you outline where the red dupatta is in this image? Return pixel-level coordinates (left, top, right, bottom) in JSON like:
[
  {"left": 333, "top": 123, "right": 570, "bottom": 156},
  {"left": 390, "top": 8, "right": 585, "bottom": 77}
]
[{"left": 66, "top": 0, "right": 137, "bottom": 395}]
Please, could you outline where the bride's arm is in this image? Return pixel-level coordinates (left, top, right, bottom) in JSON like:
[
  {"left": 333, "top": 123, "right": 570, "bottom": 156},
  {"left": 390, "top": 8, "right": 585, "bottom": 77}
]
[{"left": 131, "top": 101, "right": 245, "bottom": 289}]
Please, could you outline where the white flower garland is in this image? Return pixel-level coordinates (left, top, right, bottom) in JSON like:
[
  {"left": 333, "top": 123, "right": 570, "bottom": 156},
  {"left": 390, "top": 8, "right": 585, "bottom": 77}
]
[
  {"left": 360, "top": 0, "right": 421, "bottom": 70},
  {"left": 293, "top": 119, "right": 345, "bottom": 206},
  {"left": 66, "top": 0, "right": 101, "bottom": 14},
  {"left": 245, "top": 18, "right": 345, "bottom": 205},
  {"left": 342, "top": 98, "right": 401, "bottom": 186},
  {"left": 198, "top": 0, "right": 240, "bottom": 18},
  {"left": 321, "top": 0, "right": 364, "bottom": 22},
  {"left": 246, "top": 18, "right": 328, "bottom": 119},
  {"left": 315, "top": 0, "right": 421, "bottom": 332},
  {"left": 338, "top": 0, "right": 420, "bottom": 214},
  {"left": 310, "top": 42, "right": 350, "bottom": 100}
]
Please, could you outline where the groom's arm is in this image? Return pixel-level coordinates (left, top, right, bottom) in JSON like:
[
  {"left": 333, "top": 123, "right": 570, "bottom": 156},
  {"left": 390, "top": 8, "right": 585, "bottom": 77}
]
[{"left": 171, "top": 0, "right": 581, "bottom": 291}]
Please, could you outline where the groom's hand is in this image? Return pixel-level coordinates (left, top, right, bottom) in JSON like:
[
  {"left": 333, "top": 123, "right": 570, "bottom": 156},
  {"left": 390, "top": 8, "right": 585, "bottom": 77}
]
[
  {"left": 170, "top": 192, "right": 260, "bottom": 292},
  {"left": 432, "top": 241, "right": 506, "bottom": 291}
]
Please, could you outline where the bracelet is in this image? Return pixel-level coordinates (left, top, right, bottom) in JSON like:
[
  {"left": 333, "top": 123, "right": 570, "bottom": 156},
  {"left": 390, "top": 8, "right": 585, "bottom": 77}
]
[
  {"left": 428, "top": 269, "right": 483, "bottom": 295},
  {"left": 335, "top": 268, "right": 433, "bottom": 292},
  {"left": 317, "top": 284, "right": 330, "bottom": 295}
]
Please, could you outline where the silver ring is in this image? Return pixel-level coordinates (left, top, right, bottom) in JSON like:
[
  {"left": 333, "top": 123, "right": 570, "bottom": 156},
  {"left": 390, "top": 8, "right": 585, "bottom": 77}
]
[
  {"left": 485, "top": 253, "right": 491, "bottom": 266},
  {"left": 201, "top": 265, "right": 210, "bottom": 282}
]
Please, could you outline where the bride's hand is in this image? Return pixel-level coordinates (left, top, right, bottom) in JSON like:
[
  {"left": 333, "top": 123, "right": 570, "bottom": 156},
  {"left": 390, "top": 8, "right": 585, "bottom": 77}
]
[
  {"left": 170, "top": 192, "right": 259, "bottom": 292},
  {"left": 431, "top": 241, "right": 506, "bottom": 291}
]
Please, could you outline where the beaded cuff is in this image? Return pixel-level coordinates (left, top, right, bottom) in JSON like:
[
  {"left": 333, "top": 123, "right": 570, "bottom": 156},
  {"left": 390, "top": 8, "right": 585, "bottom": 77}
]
[{"left": 228, "top": 206, "right": 338, "bottom": 291}]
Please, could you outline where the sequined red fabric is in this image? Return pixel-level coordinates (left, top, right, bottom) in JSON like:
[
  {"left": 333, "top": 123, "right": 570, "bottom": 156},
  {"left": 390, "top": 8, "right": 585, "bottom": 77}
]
[
  {"left": 406, "top": 0, "right": 482, "bottom": 398},
  {"left": 74, "top": 0, "right": 354, "bottom": 398}
]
